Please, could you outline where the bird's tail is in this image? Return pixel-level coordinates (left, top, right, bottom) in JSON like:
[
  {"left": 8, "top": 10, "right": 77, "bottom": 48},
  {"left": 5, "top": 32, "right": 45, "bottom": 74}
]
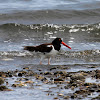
[{"left": 23, "top": 46, "right": 36, "bottom": 52}]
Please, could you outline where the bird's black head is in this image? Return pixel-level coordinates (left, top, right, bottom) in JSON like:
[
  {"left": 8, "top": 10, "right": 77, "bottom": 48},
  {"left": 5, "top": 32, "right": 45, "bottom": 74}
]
[
  {"left": 52, "top": 38, "right": 62, "bottom": 45},
  {"left": 52, "top": 38, "right": 62, "bottom": 51},
  {"left": 52, "top": 37, "right": 72, "bottom": 50}
]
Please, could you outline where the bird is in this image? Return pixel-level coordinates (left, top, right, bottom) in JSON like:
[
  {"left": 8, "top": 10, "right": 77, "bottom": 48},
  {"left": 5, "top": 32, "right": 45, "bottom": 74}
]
[{"left": 24, "top": 38, "right": 71, "bottom": 65}]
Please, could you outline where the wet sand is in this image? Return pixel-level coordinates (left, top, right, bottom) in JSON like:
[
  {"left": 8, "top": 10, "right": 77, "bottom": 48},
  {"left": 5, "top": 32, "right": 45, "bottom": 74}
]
[{"left": 0, "top": 59, "right": 100, "bottom": 100}]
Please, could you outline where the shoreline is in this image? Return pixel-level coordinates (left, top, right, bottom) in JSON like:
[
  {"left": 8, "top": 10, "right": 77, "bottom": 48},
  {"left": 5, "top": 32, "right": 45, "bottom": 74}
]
[{"left": 0, "top": 64, "right": 100, "bottom": 100}]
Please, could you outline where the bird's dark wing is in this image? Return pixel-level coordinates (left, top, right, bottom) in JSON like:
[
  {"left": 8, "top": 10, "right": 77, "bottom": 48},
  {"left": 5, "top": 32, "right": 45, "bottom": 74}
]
[{"left": 24, "top": 44, "right": 52, "bottom": 53}]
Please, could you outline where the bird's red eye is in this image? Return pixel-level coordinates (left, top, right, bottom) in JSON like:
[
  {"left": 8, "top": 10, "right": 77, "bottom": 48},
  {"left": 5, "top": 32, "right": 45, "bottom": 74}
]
[{"left": 59, "top": 38, "right": 61, "bottom": 41}]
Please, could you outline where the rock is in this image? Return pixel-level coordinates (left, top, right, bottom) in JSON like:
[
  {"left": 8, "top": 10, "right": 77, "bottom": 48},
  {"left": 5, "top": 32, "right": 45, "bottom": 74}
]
[
  {"left": 92, "top": 95, "right": 100, "bottom": 100},
  {"left": 44, "top": 72, "right": 53, "bottom": 75},
  {"left": 27, "top": 71, "right": 35, "bottom": 76},
  {"left": 12, "top": 83, "right": 27, "bottom": 87},
  {"left": 70, "top": 74, "right": 85, "bottom": 81},
  {"left": 97, "top": 89, "right": 100, "bottom": 92},
  {"left": 35, "top": 75, "right": 45, "bottom": 80},
  {"left": 92, "top": 84, "right": 98, "bottom": 88},
  {"left": 58, "top": 93, "right": 64, "bottom": 96},
  {"left": 50, "top": 67, "right": 56, "bottom": 71},
  {"left": 18, "top": 73, "right": 23, "bottom": 77},
  {"left": 96, "top": 70, "right": 100, "bottom": 73},
  {"left": 25, "top": 80, "right": 34, "bottom": 84},
  {"left": 63, "top": 96, "right": 69, "bottom": 99},
  {"left": 71, "top": 94, "right": 77, "bottom": 99},
  {"left": 54, "top": 71, "right": 67, "bottom": 76},
  {"left": 54, "top": 78, "right": 64, "bottom": 83},
  {"left": 12, "top": 84, "right": 17, "bottom": 87},
  {"left": 18, "top": 83, "right": 27, "bottom": 87},
  {"left": 54, "top": 97, "right": 58, "bottom": 99},
  {"left": 71, "top": 83, "right": 78, "bottom": 87},
  {"left": 64, "top": 86, "right": 68, "bottom": 89},
  {"left": 71, "top": 86, "right": 75, "bottom": 90},
  {"left": 84, "top": 83, "right": 93, "bottom": 86},
  {"left": 41, "top": 77, "right": 48, "bottom": 82},
  {"left": 6, "top": 71, "right": 13, "bottom": 77},
  {"left": 8, "top": 74, "right": 13, "bottom": 77},
  {"left": 23, "top": 67, "right": 29, "bottom": 70},
  {"left": 0, "top": 72, "right": 6, "bottom": 77},
  {"left": 0, "top": 85, "right": 12, "bottom": 91},
  {"left": 95, "top": 70, "right": 100, "bottom": 79},
  {"left": 18, "top": 71, "right": 27, "bottom": 77},
  {"left": 0, "top": 77, "right": 4, "bottom": 85},
  {"left": 89, "top": 89, "right": 95, "bottom": 92},
  {"left": 75, "top": 89, "right": 89, "bottom": 95},
  {"left": 58, "top": 71, "right": 67, "bottom": 76},
  {"left": 0, "top": 86, "right": 7, "bottom": 91}
]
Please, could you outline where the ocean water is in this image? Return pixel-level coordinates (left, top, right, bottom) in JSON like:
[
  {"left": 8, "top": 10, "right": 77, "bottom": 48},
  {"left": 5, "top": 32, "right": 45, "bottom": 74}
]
[
  {"left": 0, "top": 0, "right": 100, "bottom": 64},
  {"left": 0, "top": 1, "right": 100, "bottom": 100}
]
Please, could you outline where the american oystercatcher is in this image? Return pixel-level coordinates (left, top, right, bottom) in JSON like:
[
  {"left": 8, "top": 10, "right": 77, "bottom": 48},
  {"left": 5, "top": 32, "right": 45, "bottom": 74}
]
[{"left": 24, "top": 38, "right": 71, "bottom": 65}]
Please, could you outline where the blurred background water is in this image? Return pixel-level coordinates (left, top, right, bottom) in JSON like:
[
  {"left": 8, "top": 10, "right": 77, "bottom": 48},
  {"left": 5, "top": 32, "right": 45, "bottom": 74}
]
[{"left": 0, "top": 0, "right": 100, "bottom": 64}]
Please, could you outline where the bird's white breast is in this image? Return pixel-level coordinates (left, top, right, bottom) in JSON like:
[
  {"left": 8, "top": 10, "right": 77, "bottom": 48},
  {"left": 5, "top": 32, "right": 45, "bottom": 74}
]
[{"left": 46, "top": 45, "right": 58, "bottom": 57}]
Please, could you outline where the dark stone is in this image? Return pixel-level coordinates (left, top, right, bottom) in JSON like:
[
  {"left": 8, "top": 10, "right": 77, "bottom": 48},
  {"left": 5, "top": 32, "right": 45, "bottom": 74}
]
[
  {"left": 95, "top": 73, "right": 100, "bottom": 79},
  {"left": 54, "top": 79, "right": 63, "bottom": 81},
  {"left": 0, "top": 72, "right": 6, "bottom": 77},
  {"left": 75, "top": 89, "right": 89, "bottom": 95},
  {"left": 0, "top": 77, "right": 4, "bottom": 85},
  {"left": 50, "top": 67, "right": 56, "bottom": 71},
  {"left": 92, "top": 85, "right": 98, "bottom": 88},
  {"left": 92, "top": 95, "right": 100, "bottom": 100},
  {"left": 63, "top": 96, "right": 69, "bottom": 99},
  {"left": 41, "top": 77, "right": 47, "bottom": 81},
  {"left": 70, "top": 74, "right": 85, "bottom": 81},
  {"left": 84, "top": 83, "right": 92, "bottom": 86},
  {"left": 18, "top": 73, "right": 22, "bottom": 77},
  {"left": 71, "top": 95, "right": 75, "bottom": 99},
  {"left": 9, "top": 74, "right": 13, "bottom": 77},
  {"left": 0, "top": 86, "right": 7, "bottom": 91},
  {"left": 97, "top": 89, "right": 100, "bottom": 92},
  {"left": 95, "top": 70, "right": 100, "bottom": 79},
  {"left": 27, "top": 71, "right": 35, "bottom": 76},
  {"left": 54, "top": 71, "right": 67, "bottom": 76},
  {"left": 44, "top": 72, "right": 52, "bottom": 75},
  {"left": 7, "top": 71, "right": 13, "bottom": 77},
  {"left": 89, "top": 89, "right": 95, "bottom": 92},
  {"left": 71, "top": 83, "right": 78, "bottom": 87},
  {"left": 12, "top": 84, "right": 17, "bottom": 87}
]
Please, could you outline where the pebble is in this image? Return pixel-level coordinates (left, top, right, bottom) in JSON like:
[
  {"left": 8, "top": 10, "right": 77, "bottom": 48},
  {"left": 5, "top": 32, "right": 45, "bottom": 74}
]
[
  {"left": 0, "top": 86, "right": 7, "bottom": 91},
  {"left": 18, "top": 73, "right": 23, "bottom": 77},
  {"left": 54, "top": 78, "right": 64, "bottom": 83},
  {"left": 0, "top": 77, "right": 4, "bottom": 85},
  {"left": 25, "top": 80, "right": 34, "bottom": 84},
  {"left": 95, "top": 70, "right": 100, "bottom": 79},
  {"left": 0, "top": 86, "right": 12, "bottom": 91},
  {"left": 58, "top": 93, "right": 64, "bottom": 96},
  {"left": 70, "top": 73, "right": 85, "bottom": 81},
  {"left": 44, "top": 72, "right": 53, "bottom": 75},
  {"left": 54, "top": 97, "right": 58, "bottom": 99},
  {"left": 92, "top": 95, "right": 100, "bottom": 100},
  {"left": 63, "top": 96, "right": 69, "bottom": 99},
  {"left": 12, "top": 83, "right": 27, "bottom": 87}
]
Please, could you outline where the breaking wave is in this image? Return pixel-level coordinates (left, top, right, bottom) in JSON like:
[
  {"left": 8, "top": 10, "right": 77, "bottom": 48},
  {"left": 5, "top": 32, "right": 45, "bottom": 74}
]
[
  {"left": 1, "top": 22, "right": 100, "bottom": 33},
  {"left": 0, "top": 50, "right": 100, "bottom": 58}
]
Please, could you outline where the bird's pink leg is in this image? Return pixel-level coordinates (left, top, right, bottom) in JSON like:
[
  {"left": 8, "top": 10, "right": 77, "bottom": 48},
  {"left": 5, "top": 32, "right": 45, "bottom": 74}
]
[
  {"left": 48, "top": 58, "right": 51, "bottom": 65},
  {"left": 40, "top": 60, "right": 42, "bottom": 65},
  {"left": 40, "top": 56, "right": 44, "bottom": 65}
]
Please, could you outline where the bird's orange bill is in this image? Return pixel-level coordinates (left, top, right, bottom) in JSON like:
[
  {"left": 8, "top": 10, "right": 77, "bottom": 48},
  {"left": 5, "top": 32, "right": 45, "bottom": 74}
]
[{"left": 61, "top": 41, "right": 72, "bottom": 49}]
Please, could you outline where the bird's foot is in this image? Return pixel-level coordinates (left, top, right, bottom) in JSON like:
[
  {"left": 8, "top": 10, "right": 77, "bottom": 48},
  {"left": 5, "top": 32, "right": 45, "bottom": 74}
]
[{"left": 40, "top": 61, "right": 42, "bottom": 65}]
